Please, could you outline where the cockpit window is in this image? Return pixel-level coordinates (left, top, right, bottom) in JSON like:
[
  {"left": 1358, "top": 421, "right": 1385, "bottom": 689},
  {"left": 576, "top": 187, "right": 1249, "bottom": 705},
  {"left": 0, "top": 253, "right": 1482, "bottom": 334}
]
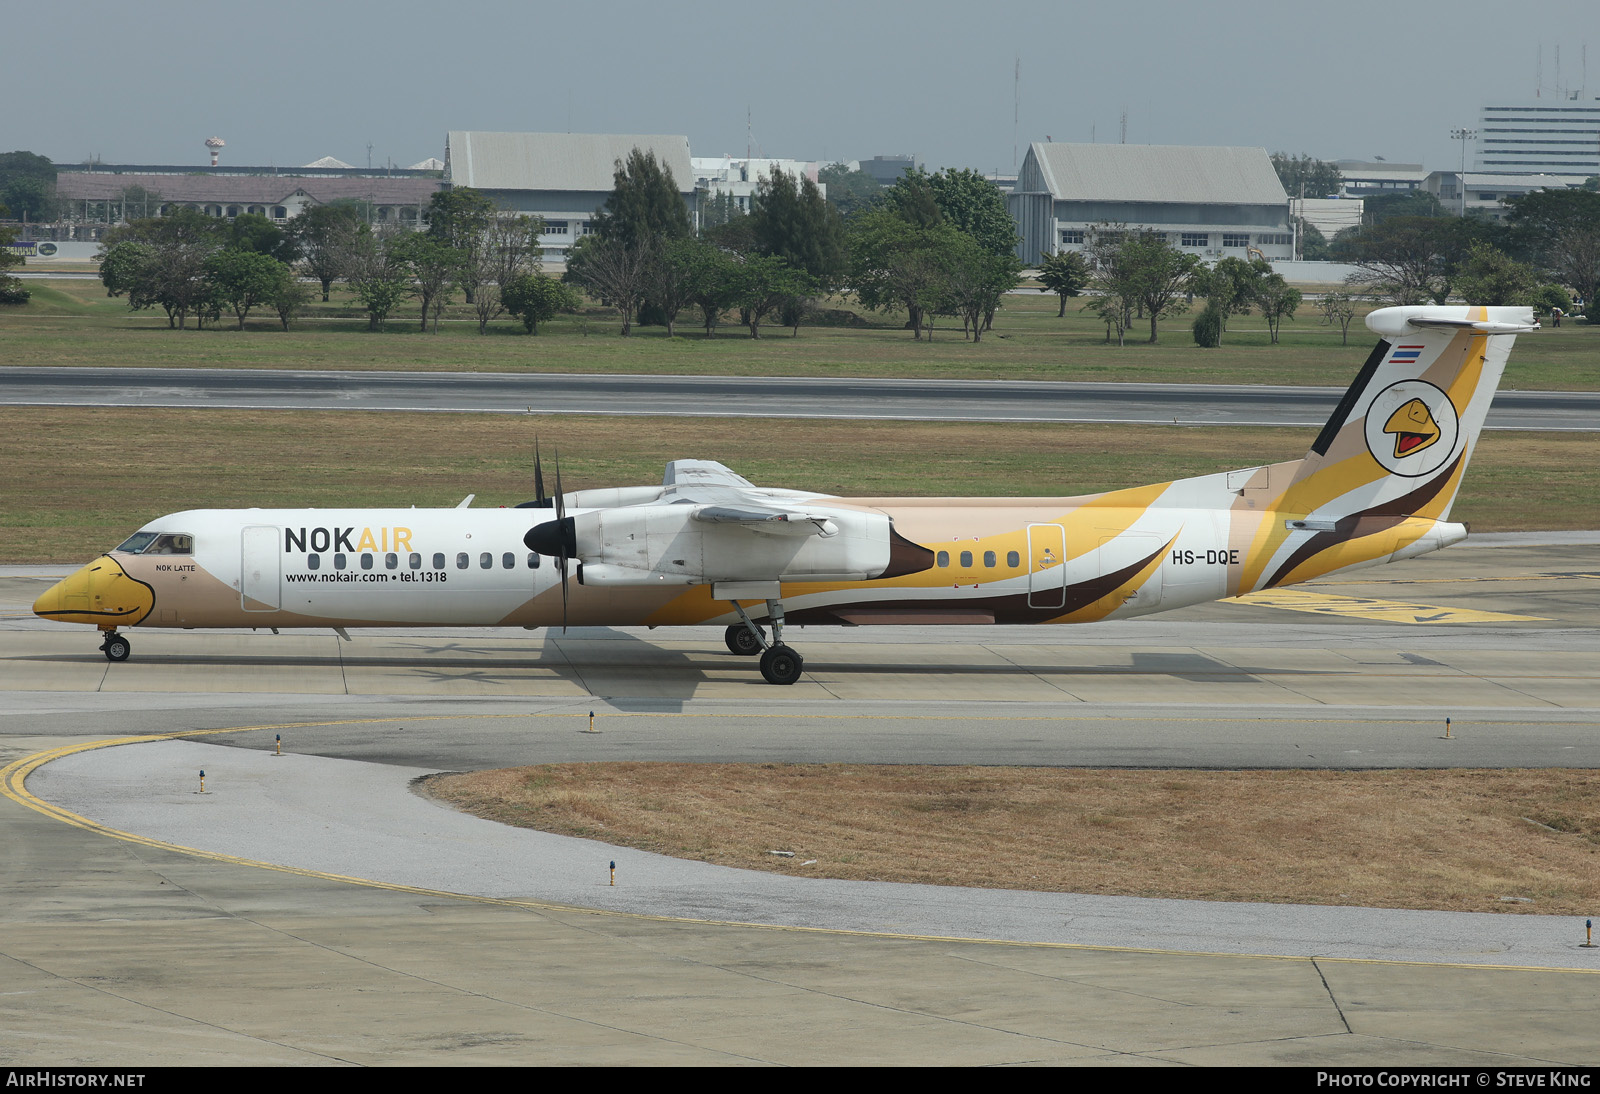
[{"left": 116, "top": 532, "right": 193, "bottom": 555}]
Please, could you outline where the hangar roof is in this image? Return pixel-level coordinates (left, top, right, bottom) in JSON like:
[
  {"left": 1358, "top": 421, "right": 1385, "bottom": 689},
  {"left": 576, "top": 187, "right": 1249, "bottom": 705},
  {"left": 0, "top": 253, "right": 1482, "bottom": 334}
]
[
  {"left": 1022, "top": 143, "right": 1287, "bottom": 205},
  {"left": 444, "top": 132, "right": 694, "bottom": 193}
]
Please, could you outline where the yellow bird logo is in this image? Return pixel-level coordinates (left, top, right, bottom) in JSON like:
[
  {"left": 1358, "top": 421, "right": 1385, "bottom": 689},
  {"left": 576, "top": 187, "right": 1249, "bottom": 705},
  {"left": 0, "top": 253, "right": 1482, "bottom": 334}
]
[{"left": 1383, "top": 398, "right": 1440, "bottom": 459}]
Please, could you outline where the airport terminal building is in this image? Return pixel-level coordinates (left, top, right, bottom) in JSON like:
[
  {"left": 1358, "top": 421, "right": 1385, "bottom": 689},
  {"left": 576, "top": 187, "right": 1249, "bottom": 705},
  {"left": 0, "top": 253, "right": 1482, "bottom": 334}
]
[{"left": 1008, "top": 143, "right": 1293, "bottom": 266}]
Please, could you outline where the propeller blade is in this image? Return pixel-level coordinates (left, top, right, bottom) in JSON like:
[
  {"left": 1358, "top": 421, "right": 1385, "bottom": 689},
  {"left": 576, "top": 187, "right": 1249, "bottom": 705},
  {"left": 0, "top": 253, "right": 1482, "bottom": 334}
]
[
  {"left": 554, "top": 451, "right": 568, "bottom": 633},
  {"left": 533, "top": 440, "right": 547, "bottom": 506}
]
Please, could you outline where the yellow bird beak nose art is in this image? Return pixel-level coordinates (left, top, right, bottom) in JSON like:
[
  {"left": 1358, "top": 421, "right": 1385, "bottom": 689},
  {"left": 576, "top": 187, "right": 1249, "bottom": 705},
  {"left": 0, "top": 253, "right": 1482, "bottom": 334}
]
[{"left": 1383, "top": 398, "right": 1440, "bottom": 459}]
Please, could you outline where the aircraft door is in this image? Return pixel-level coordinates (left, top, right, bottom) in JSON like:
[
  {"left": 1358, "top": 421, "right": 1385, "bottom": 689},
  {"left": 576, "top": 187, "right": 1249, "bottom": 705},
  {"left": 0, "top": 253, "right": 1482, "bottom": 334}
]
[
  {"left": 1027, "top": 523, "right": 1067, "bottom": 608},
  {"left": 241, "top": 525, "right": 281, "bottom": 611}
]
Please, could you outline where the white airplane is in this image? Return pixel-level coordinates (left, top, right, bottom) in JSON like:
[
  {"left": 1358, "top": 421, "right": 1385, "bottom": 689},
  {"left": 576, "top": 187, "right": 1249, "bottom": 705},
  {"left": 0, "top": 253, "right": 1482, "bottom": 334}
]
[{"left": 34, "top": 305, "right": 1535, "bottom": 684}]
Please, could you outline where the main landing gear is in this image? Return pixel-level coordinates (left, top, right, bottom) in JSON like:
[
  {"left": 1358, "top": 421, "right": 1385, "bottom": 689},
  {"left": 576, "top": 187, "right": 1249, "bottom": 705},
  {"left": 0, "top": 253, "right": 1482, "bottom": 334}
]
[
  {"left": 99, "top": 630, "right": 131, "bottom": 663},
  {"left": 727, "top": 599, "right": 804, "bottom": 685}
]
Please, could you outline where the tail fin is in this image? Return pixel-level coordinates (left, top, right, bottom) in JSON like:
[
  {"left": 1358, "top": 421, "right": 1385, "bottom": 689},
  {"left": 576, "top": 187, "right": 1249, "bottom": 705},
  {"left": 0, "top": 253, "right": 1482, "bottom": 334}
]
[{"left": 1244, "top": 305, "right": 1535, "bottom": 590}]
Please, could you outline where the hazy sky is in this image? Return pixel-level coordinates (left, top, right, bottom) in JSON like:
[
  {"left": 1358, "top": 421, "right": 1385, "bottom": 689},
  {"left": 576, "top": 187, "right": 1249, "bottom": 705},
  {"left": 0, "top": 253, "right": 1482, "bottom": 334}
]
[{"left": 7, "top": 0, "right": 1597, "bottom": 175}]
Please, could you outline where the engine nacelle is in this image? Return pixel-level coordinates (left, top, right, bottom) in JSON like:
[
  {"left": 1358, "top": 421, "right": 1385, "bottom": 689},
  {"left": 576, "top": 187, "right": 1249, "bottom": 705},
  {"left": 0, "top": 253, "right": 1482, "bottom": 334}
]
[{"left": 570, "top": 503, "right": 893, "bottom": 585}]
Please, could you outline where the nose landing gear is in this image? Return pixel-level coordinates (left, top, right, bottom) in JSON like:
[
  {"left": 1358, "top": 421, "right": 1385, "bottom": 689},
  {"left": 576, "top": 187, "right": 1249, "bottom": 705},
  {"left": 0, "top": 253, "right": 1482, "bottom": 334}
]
[{"left": 99, "top": 630, "right": 131, "bottom": 663}]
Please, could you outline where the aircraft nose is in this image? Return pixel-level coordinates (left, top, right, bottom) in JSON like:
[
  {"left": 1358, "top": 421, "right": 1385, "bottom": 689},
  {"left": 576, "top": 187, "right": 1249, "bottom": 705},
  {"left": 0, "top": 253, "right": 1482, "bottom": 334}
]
[{"left": 33, "top": 556, "right": 155, "bottom": 627}]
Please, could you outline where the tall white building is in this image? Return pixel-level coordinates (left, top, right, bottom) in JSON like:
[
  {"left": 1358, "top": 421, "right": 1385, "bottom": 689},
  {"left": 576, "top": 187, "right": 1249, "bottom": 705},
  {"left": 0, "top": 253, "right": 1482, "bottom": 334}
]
[{"left": 1474, "top": 99, "right": 1600, "bottom": 176}]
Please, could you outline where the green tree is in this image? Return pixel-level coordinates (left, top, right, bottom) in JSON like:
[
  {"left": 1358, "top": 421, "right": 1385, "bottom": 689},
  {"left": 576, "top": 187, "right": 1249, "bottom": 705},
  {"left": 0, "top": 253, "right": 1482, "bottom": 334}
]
[
  {"left": 681, "top": 241, "right": 742, "bottom": 336},
  {"left": 944, "top": 234, "right": 1022, "bottom": 343},
  {"left": 1193, "top": 256, "right": 1268, "bottom": 340},
  {"left": 564, "top": 234, "right": 651, "bottom": 335},
  {"left": 1296, "top": 219, "right": 1331, "bottom": 261},
  {"left": 225, "top": 213, "right": 297, "bottom": 263},
  {"left": 462, "top": 212, "right": 545, "bottom": 333},
  {"left": 1319, "top": 291, "right": 1358, "bottom": 345},
  {"left": 1192, "top": 300, "right": 1223, "bottom": 347},
  {"left": 817, "top": 163, "right": 883, "bottom": 218},
  {"left": 288, "top": 203, "right": 363, "bottom": 301},
  {"left": 594, "top": 148, "right": 691, "bottom": 247},
  {"left": 98, "top": 240, "right": 159, "bottom": 313},
  {"left": 426, "top": 187, "right": 496, "bottom": 304},
  {"left": 1504, "top": 188, "right": 1600, "bottom": 308},
  {"left": 1337, "top": 216, "right": 1485, "bottom": 305},
  {"left": 98, "top": 209, "right": 222, "bottom": 328},
  {"left": 502, "top": 273, "right": 580, "bottom": 333},
  {"left": 1089, "top": 228, "right": 1200, "bottom": 344},
  {"left": 750, "top": 168, "right": 846, "bottom": 289},
  {"left": 729, "top": 254, "right": 815, "bottom": 338},
  {"left": 1270, "top": 153, "right": 1342, "bottom": 198},
  {"left": 848, "top": 209, "right": 966, "bottom": 339},
  {"left": 0, "top": 151, "right": 58, "bottom": 223},
  {"left": 346, "top": 227, "right": 412, "bottom": 332},
  {"left": 1037, "top": 249, "right": 1090, "bottom": 316},
  {"left": 0, "top": 210, "right": 27, "bottom": 305},
  {"left": 882, "top": 167, "right": 943, "bottom": 229},
  {"left": 1453, "top": 240, "right": 1538, "bottom": 305},
  {"left": 1255, "top": 273, "right": 1301, "bottom": 344},
  {"left": 205, "top": 249, "right": 292, "bottom": 329},
  {"left": 389, "top": 232, "right": 463, "bottom": 332},
  {"left": 271, "top": 277, "right": 314, "bottom": 331},
  {"left": 926, "top": 168, "right": 1017, "bottom": 257}
]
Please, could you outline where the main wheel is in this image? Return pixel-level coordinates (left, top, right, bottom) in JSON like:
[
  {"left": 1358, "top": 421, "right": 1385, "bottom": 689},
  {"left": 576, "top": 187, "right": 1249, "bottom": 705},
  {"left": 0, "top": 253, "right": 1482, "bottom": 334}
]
[
  {"left": 759, "top": 644, "right": 804, "bottom": 685},
  {"left": 724, "top": 623, "right": 764, "bottom": 656},
  {"left": 103, "top": 635, "right": 131, "bottom": 662}
]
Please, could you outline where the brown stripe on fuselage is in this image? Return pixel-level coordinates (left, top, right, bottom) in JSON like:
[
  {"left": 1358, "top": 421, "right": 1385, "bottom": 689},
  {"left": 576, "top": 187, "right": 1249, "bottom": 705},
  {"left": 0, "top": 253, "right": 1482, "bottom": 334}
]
[{"left": 1262, "top": 453, "right": 1462, "bottom": 589}]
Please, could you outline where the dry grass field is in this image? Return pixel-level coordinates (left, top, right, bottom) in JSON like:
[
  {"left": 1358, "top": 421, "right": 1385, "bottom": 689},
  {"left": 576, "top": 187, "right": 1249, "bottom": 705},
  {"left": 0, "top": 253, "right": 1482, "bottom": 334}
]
[{"left": 423, "top": 763, "right": 1600, "bottom": 915}]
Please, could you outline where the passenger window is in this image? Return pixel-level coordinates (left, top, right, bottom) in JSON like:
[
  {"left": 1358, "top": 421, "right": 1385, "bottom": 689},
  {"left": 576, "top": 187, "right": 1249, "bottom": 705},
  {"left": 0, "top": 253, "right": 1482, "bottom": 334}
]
[
  {"left": 433, "top": 553, "right": 446, "bottom": 570},
  {"left": 936, "top": 550, "right": 949, "bottom": 567},
  {"left": 984, "top": 551, "right": 996, "bottom": 567},
  {"left": 503, "top": 552, "right": 515, "bottom": 569},
  {"left": 456, "top": 552, "right": 468, "bottom": 570},
  {"left": 1007, "top": 550, "right": 1020, "bottom": 568},
  {"left": 960, "top": 550, "right": 973, "bottom": 567},
  {"left": 527, "top": 552, "right": 541, "bottom": 569},
  {"left": 479, "top": 552, "right": 493, "bottom": 569},
  {"left": 334, "top": 553, "right": 347, "bottom": 570},
  {"left": 308, "top": 554, "right": 320, "bottom": 571},
  {"left": 409, "top": 553, "right": 421, "bottom": 570},
  {"left": 360, "top": 553, "right": 374, "bottom": 571},
  {"left": 385, "top": 553, "right": 398, "bottom": 570}
]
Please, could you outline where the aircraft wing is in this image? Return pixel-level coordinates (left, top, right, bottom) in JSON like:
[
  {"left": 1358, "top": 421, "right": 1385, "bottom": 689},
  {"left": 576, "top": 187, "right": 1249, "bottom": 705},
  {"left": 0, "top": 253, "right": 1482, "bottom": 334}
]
[{"left": 663, "top": 459, "right": 756, "bottom": 492}]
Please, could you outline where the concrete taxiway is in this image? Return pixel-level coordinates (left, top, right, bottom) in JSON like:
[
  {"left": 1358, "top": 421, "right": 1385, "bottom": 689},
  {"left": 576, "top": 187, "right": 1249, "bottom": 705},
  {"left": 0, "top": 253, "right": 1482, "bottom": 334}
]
[{"left": 4, "top": 537, "right": 1600, "bottom": 1065}]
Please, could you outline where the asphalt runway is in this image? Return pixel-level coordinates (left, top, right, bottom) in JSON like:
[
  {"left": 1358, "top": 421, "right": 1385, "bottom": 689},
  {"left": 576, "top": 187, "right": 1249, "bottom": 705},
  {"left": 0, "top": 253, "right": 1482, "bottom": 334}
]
[
  {"left": 4, "top": 536, "right": 1600, "bottom": 1065},
  {"left": 6, "top": 364, "right": 1600, "bottom": 430}
]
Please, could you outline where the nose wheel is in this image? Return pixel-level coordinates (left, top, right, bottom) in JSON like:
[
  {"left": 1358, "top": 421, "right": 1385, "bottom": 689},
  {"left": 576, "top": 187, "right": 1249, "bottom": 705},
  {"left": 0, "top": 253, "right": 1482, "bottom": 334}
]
[{"left": 100, "top": 631, "right": 131, "bottom": 662}]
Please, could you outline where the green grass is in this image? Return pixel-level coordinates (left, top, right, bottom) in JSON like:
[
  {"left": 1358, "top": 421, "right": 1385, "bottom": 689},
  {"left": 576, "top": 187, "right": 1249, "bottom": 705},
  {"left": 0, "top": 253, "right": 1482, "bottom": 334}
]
[{"left": 6, "top": 277, "right": 1598, "bottom": 389}]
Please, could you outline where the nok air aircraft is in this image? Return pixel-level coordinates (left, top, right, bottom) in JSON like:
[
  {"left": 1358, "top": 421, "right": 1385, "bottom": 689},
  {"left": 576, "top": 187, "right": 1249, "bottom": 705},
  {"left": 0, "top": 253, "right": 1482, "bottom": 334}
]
[{"left": 35, "top": 305, "right": 1536, "bottom": 685}]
